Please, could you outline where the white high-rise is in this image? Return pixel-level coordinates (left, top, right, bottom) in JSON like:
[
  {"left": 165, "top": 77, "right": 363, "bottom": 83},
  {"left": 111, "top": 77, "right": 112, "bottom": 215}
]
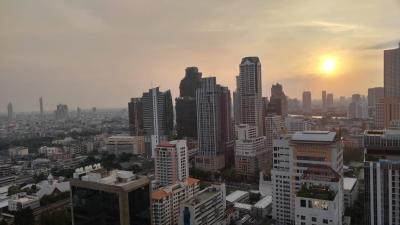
[
  {"left": 272, "top": 131, "right": 344, "bottom": 225},
  {"left": 154, "top": 140, "right": 189, "bottom": 186}
]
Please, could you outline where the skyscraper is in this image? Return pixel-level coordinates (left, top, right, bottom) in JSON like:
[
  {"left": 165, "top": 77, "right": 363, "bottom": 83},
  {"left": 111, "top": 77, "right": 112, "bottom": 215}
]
[
  {"left": 302, "top": 91, "right": 312, "bottom": 114},
  {"left": 363, "top": 129, "right": 400, "bottom": 225},
  {"left": 272, "top": 131, "right": 343, "bottom": 225},
  {"left": 381, "top": 43, "right": 400, "bottom": 128},
  {"left": 327, "top": 93, "right": 334, "bottom": 110},
  {"left": 264, "top": 115, "right": 284, "bottom": 175},
  {"left": 195, "top": 77, "right": 232, "bottom": 171},
  {"left": 154, "top": 140, "right": 189, "bottom": 186},
  {"left": 268, "top": 83, "right": 288, "bottom": 116},
  {"left": 368, "top": 87, "right": 384, "bottom": 118},
  {"left": 236, "top": 57, "right": 263, "bottom": 136},
  {"left": 128, "top": 98, "right": 144, "bottom": 136},
  {"left": 142, "top": 87, "right": 174, "bottom": 137},
  {"left": 175, "top": 67, "right": 202, "bottom": 138},
  {"left": 7, "top": 102, "right": 13, "bottom": 122},
  {"left": 55, "top": 104, "right": 68, "bottom": 120},
  {"left": 39, "top": 97, "right": 44, "bottom": 118},
  {"left": 322, "top": 90, "right": 327, "bottom": 111}
]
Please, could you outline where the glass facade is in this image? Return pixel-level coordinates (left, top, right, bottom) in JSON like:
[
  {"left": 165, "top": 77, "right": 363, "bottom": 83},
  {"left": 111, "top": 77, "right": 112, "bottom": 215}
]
[
  {"left": 128, "top": 185, "right": 151, "bottom": 225},
  {"left": 72, "top": 186, "right": 121, "bottom": 225}
]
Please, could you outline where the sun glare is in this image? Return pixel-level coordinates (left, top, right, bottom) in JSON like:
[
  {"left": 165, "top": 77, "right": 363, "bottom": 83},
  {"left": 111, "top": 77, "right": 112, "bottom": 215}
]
[{"left": 321, "top": 58, "right": 336, "bottom": 73}]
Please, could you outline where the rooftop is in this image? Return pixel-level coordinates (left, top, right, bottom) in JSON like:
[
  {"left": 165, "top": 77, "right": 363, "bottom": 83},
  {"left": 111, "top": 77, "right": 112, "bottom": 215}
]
[
  {"left": 297, "top": 185, "right": 336, "bottom": 201},
  {"left": 292, "top": 131, "right": 336, "bottom": 143},
  {"left": 185, "top": 185, "right": 222, "bottom": 206},
  {"left": 343, "top": 177, "right": 357, "bottom": 191},
  {"left": 253, "top": 195, "right": 272, "bottom": 208},
  {"left": 226, "top": 190, "right": 249, "bottom": 203}
]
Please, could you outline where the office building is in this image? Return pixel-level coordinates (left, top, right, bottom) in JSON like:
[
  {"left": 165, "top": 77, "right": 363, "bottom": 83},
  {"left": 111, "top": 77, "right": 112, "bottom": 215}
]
[
  {"left": 195, "top": 77, "right": 232, "bottom": 171},
  {"left": 176, "top": 67, "right": 202, "bottom": 138},
  {"left": 322, "top": 91, "right": 327, "bottom": 111},
  {"left": 272, "top": 131, "right": 343, "bottom": 225},
  {"left": 154, "top": 140, "right": 189, "bottom": 186},
  {"left": 55, "top": 104, "right": 68, "bottom": 120},
  {"left": 343, "top": 177, "right": 358, "bottom": 209},
  {"left": 363, "top": 129, "right": 400, "bottom": 225},
  {"left": 368, "top": 87, "right": 384, "bottom": 118},
  {"left": 7, "top": 102, "right": 13, "bottom": 122},
  {"left": 8, "top": 147, "right": 29, "bottom": 159},
  {"left": 105, "top": 135, "right": 145, "bottom": 155},
  {"left": 128, "top": 98, "right": 144, "bottom": 136},
  {"left": 235, "top": 124, "right": 267, "bottom": 177},
  {"left": 142, "top": 87, "right": 174, "bottom": 137},
  {"left": 179, "top": 184, "right": 226, "bottom": 225},
  {"left": 236, "top": 57, "right": 263, "bottom": 136},
  {"left": 151, "top": 177, "right": 199, "bottom": 225},
  {"left": 71, "top": 165, "right": 151, "bottom": 225},
  {"left": 268, "top": 83, "right": 288, "bottom": 117},
  {"left": 302, "top": 91, "right": 312, "bottom": 114}
]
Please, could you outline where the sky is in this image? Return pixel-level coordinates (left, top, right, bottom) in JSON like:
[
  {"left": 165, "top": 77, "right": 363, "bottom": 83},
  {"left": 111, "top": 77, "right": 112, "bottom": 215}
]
[{"left": 1, "top": 0, "right": 400, "bottom": 112}]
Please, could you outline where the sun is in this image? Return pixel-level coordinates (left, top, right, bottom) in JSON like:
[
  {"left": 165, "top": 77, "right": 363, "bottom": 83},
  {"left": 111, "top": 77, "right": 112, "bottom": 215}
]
[{"left": 321, "top": 58, "right": 336, "bottom": 73}]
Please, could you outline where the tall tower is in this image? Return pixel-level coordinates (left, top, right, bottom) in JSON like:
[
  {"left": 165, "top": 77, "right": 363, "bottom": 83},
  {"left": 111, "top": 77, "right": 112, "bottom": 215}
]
[
  {"left": 268, "top": 83, "right": 288, "bottom": 116},
  {"left": 7, "top": 102, "right": 13, "bottom": 122},
  {"left": 128, "top": 98, "right": 144, "bottom": 136},
  {"left": 322, "top": 90, "right": 327, "bottom": 111},
  {"left": 175, "top": 67, "right": 202, "bottom": 138},
  {"left": 302, "top": 91, "right": 312, "bottom": 114},
  {"left": 142, "top": 87, "right": 173, "bottom": 137},
  {"left": 196, "top": 77, "right": 232, "bottom": 171},
  {"left": 236, "top": 57, "right": 263, "bottom": 136},
  {"left": 39, "top": 97, "right": 44, "bottom": 118}
]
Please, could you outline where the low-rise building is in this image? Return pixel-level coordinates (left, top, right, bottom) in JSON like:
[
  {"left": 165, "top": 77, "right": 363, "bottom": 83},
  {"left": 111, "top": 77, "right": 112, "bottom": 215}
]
[
  {"left": 105, "top": 135, "right": 145, "bottom": 155},
  {"left": 151, "top": 177, "right": 199, "bottom": 225},
  {"left": 8, "top": 193, "right": 40, "bottom": 211},
  {"left": 179, "top": 184, "right": 226, "bottom": 225},
  {"left": 8, "top": 147, "right": 29, "bottom": 159}
]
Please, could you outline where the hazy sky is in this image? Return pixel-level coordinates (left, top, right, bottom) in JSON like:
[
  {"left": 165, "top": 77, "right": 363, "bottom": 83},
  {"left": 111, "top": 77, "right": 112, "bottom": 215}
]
[{"left": 1, "top": 0, "right": 400, "bottom": 112}]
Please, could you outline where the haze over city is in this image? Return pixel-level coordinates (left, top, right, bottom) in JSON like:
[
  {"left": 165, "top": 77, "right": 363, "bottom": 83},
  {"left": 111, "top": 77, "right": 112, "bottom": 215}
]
[{"left": 1, "top": 0, "right": 400, "bottom": 112}]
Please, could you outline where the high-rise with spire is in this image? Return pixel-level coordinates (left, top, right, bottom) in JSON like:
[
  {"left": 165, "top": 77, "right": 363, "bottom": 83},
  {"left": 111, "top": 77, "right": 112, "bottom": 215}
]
[{"left": 39, "top": 97, "right": 44, "bottom": 118}]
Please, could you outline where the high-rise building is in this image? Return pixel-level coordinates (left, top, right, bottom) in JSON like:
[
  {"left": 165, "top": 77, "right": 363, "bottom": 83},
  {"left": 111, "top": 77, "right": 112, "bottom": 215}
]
[
  {"left": 327, "top": 93, "right": 334, "bottom": 111},
  {"left": 55, "top": 104, "right": 68, "bottom": 120},
  {"left": 268, "top": 83, "right": 288, "bottom": 117},
  {"left": 380, "top": 43, "right": 400, "bottom": 128},
  {"left": 39, "top": 97, "right": 44, "bottom": 118},
  {"left": 175, "top": 67, "right": 202, "bottom": 138},
  {"left": 384, "top": 42, "right": 400, "bottom": 97},
  {"left": 348, "top": 94, "right": 364, "bottom": 119},
  {"left": 284, "top": 116, "right": 312, "bottom": 133},
  {"left": 154, "top": 140, "right": 189, "bottom": 187},
  {"left": 234, "top": 124, "right": 267, "bottom": 177},
  {"left": 272, "top": 131, "right": 343, "bottom": 225},
  {"left": 128, "top": 98, "right": 144, "bottom": 136},
  {"left": 71, "top": 165, "right": 151, "bottom": 225},
  {"left": 195, "top": 77, "right": 232, "bottom": 171},
  {"left": 302, "top": 91, "right": 312, "bottom": 114},
  {"left": 179, "top": 184, "right": 226, "bottom": 225},
  {"left": 7, "top": 102, "right": 13, "bottom": 122},
  {"left": 151, "top": 178, "right": 199, "bottom": 225},
  {"left": 363, "top": 129, "right": 400, "bottom": 225},
  {"left": 368, "top": 87, "right": 384, "bottom": 118},
  {"left": 322, "top": 90, "right": 327, "bottom": 112},
  {"left": 264, "top": 115, "right": 284, "bottom": 175},
  {"left": 236, "top": 57, "right": 263, "bottom": 136}
]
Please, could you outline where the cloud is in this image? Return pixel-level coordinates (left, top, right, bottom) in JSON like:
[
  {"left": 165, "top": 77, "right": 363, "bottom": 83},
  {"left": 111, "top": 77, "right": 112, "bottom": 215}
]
[{"left": 291, "top": 21, "right": 359, "bottom": 33}]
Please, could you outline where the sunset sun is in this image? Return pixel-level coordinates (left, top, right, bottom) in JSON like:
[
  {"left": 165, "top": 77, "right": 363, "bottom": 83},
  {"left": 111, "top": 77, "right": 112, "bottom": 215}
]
[{"left": 321, "top": 58, "right": 336, "bottom": 73}]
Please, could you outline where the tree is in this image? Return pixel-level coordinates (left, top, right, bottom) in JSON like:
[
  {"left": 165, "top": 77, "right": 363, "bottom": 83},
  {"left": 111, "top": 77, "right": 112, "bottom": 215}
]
[
  {"left": 14, "top": 208, "right": 34, "bottom": 225},
  {"left": 8, "top": 185, "right": 22, "bottom": 196}
]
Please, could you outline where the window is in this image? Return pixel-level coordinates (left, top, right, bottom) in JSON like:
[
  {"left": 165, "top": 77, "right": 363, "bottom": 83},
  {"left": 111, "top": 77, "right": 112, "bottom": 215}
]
[
  {"left": 323, "top": 219, "right": 328, "bottom": 224},
  {"left": 312, "top": 217, "right": 317, "bottom": 222},
  {"left": 300, "top": 200, "right": 306, "bottom": 207},
  {"left": 301, "top": 216, "right": 306, "bottom": 220}
]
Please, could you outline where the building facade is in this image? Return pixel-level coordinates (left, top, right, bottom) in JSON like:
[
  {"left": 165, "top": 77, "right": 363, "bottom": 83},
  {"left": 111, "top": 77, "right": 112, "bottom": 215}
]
[
  {"left": 154, "top": 140, "right": 189, "bottom": 187},
  {"left": 272, "top": 131, "right": 344, "bottom": 225},
  {"left": 302, "top": 91, "right": 312, "bottom": 114},
  {"left": 128, "top": 98, "right": 144, "bottom": 136}
]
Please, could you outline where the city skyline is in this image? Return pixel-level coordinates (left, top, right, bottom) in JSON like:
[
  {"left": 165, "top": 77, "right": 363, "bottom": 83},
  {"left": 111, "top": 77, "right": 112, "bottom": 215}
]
[{"left": 1, "top": 0, "right": 400, "bottom": 112}]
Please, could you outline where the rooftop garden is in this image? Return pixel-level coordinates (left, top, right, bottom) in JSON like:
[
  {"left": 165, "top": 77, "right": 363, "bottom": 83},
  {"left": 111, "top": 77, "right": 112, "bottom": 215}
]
[{"left": 297, "top": 184, "right": 336, "bottom": 201}]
